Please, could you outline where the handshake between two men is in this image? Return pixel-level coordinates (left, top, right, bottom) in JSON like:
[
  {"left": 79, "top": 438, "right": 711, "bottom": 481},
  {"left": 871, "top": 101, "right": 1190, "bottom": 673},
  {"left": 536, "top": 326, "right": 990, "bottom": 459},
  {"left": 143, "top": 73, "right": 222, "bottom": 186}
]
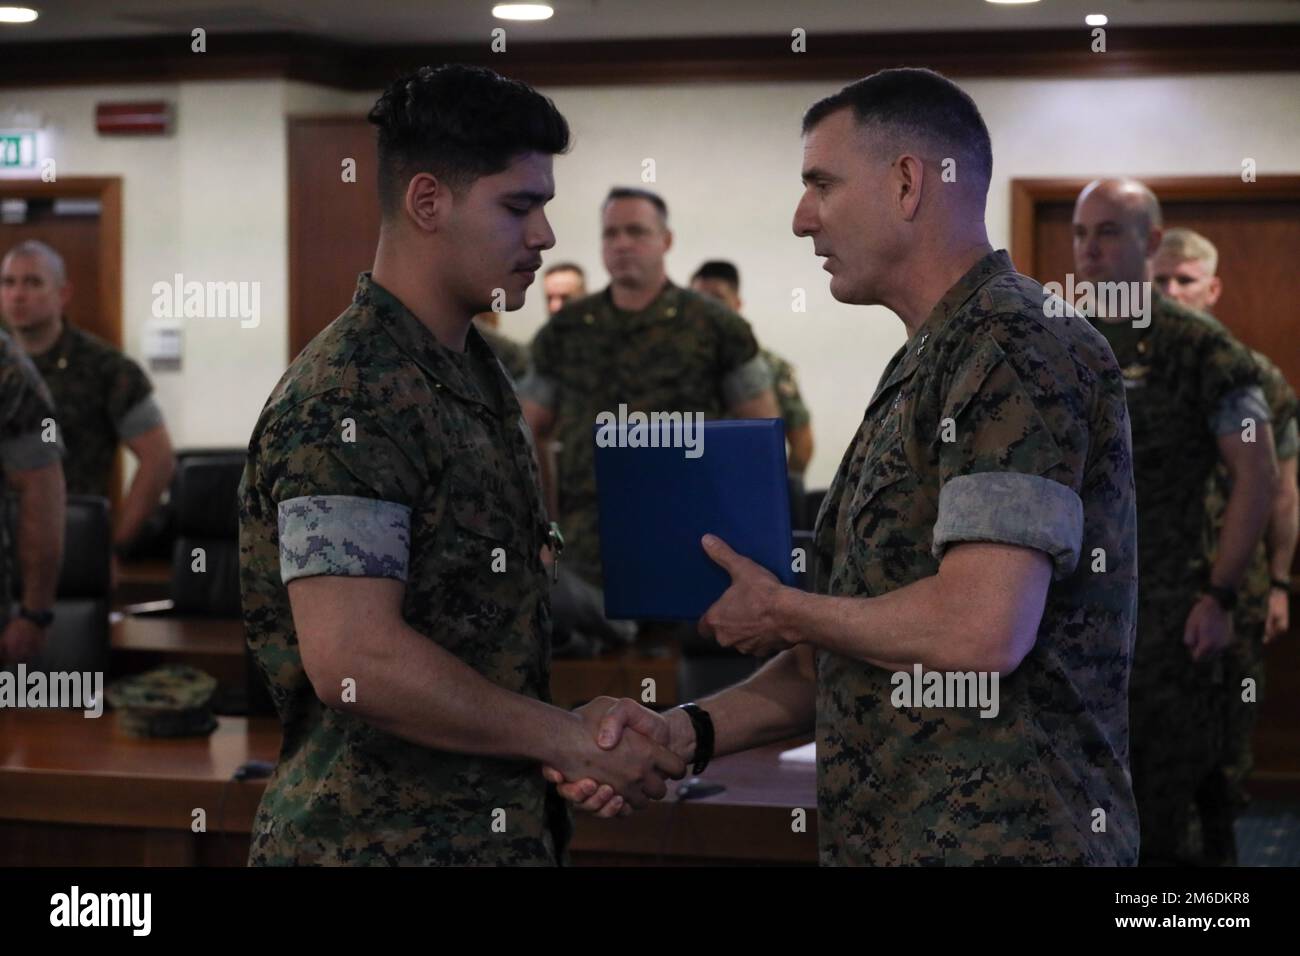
[{"left": 543, "top": 533, "right": 788, "bottom": 817}]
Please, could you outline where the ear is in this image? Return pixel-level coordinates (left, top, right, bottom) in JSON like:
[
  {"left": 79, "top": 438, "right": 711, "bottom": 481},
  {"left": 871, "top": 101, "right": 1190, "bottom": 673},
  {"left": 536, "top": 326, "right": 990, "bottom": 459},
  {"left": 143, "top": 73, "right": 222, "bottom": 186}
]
[
  {"left": 896, "top": 154, "right": 925, "bottom": 222},
  {"left": 662, "top": 228, "right": 674, "bottom": 254},
  {"left": 1144, "top": 226, "right": 1164, "bottom": 260},
  {"left": 1206, "top": 275, "right": 1223, "bottom": 308},
  {"left": 60, "top": 281, "right": 74, "bottom": 309},
  {"left": 404, "top": 172, "right": 446, "bottom": 233}
]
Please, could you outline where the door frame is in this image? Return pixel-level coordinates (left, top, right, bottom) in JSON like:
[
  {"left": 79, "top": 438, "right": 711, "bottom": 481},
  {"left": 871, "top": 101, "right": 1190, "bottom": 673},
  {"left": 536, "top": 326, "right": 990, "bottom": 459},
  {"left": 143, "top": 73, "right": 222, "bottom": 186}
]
[
  {"left": 0, "top": 176, "right": 123, "bottom": 348},
  {"left": 1009, "top": 175, "right": 1300, "bottom": 275}
]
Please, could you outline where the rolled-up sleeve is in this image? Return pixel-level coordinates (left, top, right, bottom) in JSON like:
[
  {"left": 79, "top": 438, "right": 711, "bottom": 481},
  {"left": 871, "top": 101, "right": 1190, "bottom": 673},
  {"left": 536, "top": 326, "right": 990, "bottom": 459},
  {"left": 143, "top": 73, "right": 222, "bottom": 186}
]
[
  {"left": 721, "top": 352, "right": 773, "bottom": 407},
  {"left": 934, "top": 332, "right": 1085, "bottom": 580},
  {"left": 278, "top": 494, "right": 411, "bottom": 584},
  {"left": 117, "top": 394, "right": 166, "bottom": 440},
  {"left": 932, "top": 472, "right": 1084, "bottom": 579},
  {"left": 1207, "top": 385, "right": 1270, "bottom": 437}
]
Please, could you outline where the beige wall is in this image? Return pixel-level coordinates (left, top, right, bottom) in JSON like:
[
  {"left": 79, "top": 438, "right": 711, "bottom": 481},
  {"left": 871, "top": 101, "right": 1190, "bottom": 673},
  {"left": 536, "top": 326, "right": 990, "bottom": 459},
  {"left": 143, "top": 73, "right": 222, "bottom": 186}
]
[{"left": 4, "top": 72, "right": 1298, "bottom": 488}]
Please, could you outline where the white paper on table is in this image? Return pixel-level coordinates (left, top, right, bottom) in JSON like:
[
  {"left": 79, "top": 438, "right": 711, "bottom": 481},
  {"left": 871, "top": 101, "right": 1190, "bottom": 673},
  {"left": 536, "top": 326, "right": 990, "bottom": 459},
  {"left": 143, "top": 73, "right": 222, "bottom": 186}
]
[{"left": 778, "top": 741, "right": 816, "bottom": 764}]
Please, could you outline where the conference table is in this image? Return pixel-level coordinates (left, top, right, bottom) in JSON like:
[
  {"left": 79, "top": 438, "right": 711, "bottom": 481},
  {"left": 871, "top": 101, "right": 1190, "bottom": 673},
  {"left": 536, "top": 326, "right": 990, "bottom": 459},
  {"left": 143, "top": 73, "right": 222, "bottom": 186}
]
[{"left": 0, "top": 706, "right": 817, "bottom": 866}]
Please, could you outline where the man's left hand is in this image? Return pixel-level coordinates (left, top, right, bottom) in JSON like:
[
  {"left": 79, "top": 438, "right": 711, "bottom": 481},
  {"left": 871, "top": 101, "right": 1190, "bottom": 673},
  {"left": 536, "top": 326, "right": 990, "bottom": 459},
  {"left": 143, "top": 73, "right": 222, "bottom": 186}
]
[
  {"left": 698, "top": 534, "right": 795, "bottom": 657},
  {"left": 1183, "top": 595, "right": 1234, "bottom": 662}
]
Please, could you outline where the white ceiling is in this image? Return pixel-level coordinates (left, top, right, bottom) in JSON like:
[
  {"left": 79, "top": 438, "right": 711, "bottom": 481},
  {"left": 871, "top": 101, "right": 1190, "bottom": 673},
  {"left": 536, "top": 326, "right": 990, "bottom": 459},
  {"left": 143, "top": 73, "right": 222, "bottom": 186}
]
[{"left": 0, "top": 0, "right": 1297, "bottom": 44}]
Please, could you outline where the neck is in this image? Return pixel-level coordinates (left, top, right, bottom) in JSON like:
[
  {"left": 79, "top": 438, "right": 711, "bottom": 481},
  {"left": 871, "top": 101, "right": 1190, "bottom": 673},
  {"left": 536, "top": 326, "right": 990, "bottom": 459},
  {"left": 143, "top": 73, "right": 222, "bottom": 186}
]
[
  {"left": 882, "top": 227, "right": 993, "bottom": 339},
  {"left": 372, "top": 230, "right": 474, "bottom": 352},
  {"left": 15, "top": 315, "right": 64, "bottom": 356},
  {"left": 610, "top": 271, "right": 667, "bottom": 312}
]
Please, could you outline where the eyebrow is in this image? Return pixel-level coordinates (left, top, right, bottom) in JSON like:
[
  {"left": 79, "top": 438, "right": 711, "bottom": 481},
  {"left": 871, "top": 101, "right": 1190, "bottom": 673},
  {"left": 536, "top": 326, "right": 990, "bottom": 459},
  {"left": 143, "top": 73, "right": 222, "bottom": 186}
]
[
  {"left": 504, "top": 190, "right": 554, "bottom": 204},
  {"left": 800, "top": 167, "right": 836, "bottom": 186}
]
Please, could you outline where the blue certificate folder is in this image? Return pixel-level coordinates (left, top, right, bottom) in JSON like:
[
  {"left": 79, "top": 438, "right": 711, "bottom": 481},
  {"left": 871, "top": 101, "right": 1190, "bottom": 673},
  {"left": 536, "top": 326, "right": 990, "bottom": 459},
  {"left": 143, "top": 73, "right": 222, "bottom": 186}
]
[{"left": 593, "top": 418, "right": 794, "bottom": 620}]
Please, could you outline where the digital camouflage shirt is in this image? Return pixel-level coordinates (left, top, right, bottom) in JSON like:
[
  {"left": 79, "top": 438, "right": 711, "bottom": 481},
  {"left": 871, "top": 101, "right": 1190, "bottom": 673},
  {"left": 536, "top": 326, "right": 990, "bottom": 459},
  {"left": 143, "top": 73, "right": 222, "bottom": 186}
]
[
  {"left": 28, "top": 321, "right": 162, "bottom": 497},
  {"left": 239, "top": 273, "right": 567, "bottom": 866},
  {"left": 763, "top": 348, "right": 811, "bottom": 431},
  {"left": 0, "top": 329, "right": 63, "bottom": 612},
  {"left": 812, "top": 250, "right": 1139, "bottom": 866},
  {"left": 475, "top": 324, "right": 530, "bottom": 383},
  {"left": 1202, "top": 348, "right": 1297, "bottom": 631},
  {"left": 521, "top": 282, "right": 772, "bottom": 587}
]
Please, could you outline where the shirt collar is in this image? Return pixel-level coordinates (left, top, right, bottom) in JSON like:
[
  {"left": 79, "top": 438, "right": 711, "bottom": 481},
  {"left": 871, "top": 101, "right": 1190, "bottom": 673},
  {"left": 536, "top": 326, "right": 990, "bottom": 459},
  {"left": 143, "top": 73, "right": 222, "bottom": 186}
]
[
  {"left": 354, "top": 272, "right": 502, "bottom": 412},
  {"left": 874, "top": 249, "right": 1016, "bottom": 401}
]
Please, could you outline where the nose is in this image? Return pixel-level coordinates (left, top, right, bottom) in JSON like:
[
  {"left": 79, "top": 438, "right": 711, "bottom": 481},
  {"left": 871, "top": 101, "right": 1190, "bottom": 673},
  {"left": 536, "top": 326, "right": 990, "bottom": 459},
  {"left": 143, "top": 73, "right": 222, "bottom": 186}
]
[
  {"left": 530, "top": 212, "right": 556, "bottom": 252},
  {"left": 792, "top": 191, "right": 817, "bottom": 238}
]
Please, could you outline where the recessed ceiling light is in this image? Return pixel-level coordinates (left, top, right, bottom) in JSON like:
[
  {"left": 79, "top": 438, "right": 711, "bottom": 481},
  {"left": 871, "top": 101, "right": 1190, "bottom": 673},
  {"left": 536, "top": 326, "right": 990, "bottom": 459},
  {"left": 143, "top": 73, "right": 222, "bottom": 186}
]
[
  {"left": 492, "top": 4, "right": 554, "bottom": 21},
  {"left": 984, "top": 1, "right": 1041, "bottom": 6},
  {"left": 1086, "top": 14, "right": 1109, "bottom": 27},
  {"left": 0, "top": 6, "right": 39, "bottom": 23}
]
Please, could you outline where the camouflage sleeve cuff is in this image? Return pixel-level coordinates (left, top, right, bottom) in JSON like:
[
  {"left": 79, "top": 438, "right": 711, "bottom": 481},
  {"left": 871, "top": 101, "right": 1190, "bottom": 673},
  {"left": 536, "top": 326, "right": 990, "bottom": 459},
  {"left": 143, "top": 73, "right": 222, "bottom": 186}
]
[
  {"left": 1275, "top": 417, "right": 1298, "bottom": 461},
  {"left": 278, "top": 495, "right": 411, "bottom": 584},
  {"left": 1208, "top": 386, "right": 1270, "bottom": 437},
  {"left": 515, "top": 369, "right": 557, "bottom": 409},
  {"left": 932, "top": 472, "right": 1084, "bottom": 580},
  {"left": 0, "top": 429, "right": 63, "bottom": 472},
  {"left": 116, "top": 395, "right": 165, "bottom": 441},
  {"left": 722, "top": 353, "right": 774, "bottom": 407}
]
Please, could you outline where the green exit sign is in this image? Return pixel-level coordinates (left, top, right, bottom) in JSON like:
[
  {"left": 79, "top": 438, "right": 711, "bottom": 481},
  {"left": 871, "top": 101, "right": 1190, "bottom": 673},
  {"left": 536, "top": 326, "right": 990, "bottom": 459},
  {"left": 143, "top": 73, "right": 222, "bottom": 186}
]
[{"left": 0, "top": 131, "right": 37, "bottom": 170}]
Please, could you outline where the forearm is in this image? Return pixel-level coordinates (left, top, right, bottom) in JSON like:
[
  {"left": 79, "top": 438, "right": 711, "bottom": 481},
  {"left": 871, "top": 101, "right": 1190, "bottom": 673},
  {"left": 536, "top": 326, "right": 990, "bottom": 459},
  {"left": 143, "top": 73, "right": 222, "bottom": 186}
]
[
  {"left": 787, "top": 425, "right": 813, "bottom": 475},
  {"left": 14, "top": 463, "right": 65, "bottom": 611},
  {"left": 669, "top": 646, "right": 817, "bottom": 762},
  {"left": 114, "top": 453, "right": 174, "bottom": 547},
  {"left": 1212, "top": 464, "right": 1278, "bottom": 589},
  {"left": 773, "top": 562, "right": 1037, "bottom": 674},
  {"left": 324, "top": 620, "right": 575, "bottom": 765},
  {"left": 1266, "top": 461, "right": 1298, "bottom": 581}
]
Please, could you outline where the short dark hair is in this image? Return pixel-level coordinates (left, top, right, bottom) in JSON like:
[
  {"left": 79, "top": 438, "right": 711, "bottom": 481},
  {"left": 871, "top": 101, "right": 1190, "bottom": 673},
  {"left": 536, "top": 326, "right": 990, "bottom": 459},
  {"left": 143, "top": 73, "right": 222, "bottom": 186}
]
[
  {"left": 543, "top": 261, "right": 585, "bottom": 279},
  {"left": 603, "top": 187, "right": 668, "bottom": 224},
  {"left": 691, "top": 260, "right": 740, "bottom": 291},
  {"left": 368, "top": 64, "right": 570, "bottom": 217},
  {"left": 802, "top": 68, "right": 992, "bottom": 194}
]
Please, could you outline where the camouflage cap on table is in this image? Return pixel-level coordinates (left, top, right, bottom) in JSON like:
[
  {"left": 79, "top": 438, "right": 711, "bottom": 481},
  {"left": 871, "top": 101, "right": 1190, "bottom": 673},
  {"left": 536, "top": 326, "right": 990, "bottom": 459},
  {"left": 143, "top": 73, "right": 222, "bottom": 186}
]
[{"left": 106, "top": 664, "right": 219, "bottom": 737}]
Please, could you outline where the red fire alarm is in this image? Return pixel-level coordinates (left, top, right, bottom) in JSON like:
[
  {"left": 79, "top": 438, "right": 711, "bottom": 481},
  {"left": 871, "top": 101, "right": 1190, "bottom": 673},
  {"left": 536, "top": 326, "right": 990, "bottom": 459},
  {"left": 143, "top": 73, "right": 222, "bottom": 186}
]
[{"left": 96, "top": 101, "right": 172, "bottom": 135}]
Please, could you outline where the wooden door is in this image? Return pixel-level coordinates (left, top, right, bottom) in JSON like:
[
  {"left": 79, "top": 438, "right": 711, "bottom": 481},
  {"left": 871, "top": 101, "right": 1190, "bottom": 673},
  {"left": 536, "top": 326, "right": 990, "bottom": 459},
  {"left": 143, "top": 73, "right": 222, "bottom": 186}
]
[{"left": 288, "top": 117, "right": 380, "bottom": 359}]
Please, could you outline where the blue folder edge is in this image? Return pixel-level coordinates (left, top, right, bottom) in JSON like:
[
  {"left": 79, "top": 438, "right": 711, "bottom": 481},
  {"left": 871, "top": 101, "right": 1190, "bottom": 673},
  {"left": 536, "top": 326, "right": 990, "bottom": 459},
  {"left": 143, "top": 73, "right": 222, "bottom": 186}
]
[{"left": 593, "top": 418, "right": 794, "bottom": 621}]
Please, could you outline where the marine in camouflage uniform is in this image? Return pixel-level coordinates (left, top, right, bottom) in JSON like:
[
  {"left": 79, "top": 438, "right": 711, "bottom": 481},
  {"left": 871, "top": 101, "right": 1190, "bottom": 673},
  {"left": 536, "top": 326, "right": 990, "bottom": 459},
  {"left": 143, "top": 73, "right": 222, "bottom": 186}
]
[
  {"left": 1087, "top": 290, "right": 1268, "bottom": 866},
  {"left": 0, "top": 328, "right": 64, "bottom": 624},
  {"left": 1195, "top": 348, "right": 1298, "bottom": 864},
  {"left": 239, "top": 272, "right": 568, "bottom": 866},
  {"left": 475, "top": 323, "right": 530, "bottom": 382},
  {"left": 812, "top": 249, "right": 1139, "bottom": 865},
  {"left": 763, "top": 348, "right": 810, "bottom": 436},
  {"left": 26, "top": 321, "right": 163, "bottom": 497},
  {"left": 520, "top": 282, "right": 772, "bottom": 588}
]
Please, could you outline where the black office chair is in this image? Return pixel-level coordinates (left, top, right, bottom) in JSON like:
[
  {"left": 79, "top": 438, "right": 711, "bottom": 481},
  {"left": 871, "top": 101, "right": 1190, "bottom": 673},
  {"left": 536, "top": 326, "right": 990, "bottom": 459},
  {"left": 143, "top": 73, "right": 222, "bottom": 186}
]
[
  {"left": 168, "top": 452, "right": 244, "bottom": 617},
  {"left": 7, "top": 493, "right": 112, "bottom": 676}
]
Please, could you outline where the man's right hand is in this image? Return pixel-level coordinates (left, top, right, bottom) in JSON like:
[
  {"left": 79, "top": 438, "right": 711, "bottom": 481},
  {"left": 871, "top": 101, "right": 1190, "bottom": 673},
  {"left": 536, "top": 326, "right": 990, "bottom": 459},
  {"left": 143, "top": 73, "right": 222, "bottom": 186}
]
[{"left": 543, "top": 697, "right": 695, "bottom": 817}]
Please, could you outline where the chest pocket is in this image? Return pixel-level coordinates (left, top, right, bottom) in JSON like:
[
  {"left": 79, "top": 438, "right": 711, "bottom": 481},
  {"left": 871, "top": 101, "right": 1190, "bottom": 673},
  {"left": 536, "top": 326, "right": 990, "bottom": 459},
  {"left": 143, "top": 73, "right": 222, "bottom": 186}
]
[{"left": 847, "top": 423, "right": 919, "bottom": 554}]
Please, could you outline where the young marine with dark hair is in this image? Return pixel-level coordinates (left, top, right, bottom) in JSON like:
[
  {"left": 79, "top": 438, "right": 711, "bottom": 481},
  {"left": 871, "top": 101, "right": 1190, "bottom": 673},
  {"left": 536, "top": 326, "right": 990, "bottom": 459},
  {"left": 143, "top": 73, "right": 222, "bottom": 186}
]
[{"left": 239, "top": 65, "right": 684, "bottom": 866}]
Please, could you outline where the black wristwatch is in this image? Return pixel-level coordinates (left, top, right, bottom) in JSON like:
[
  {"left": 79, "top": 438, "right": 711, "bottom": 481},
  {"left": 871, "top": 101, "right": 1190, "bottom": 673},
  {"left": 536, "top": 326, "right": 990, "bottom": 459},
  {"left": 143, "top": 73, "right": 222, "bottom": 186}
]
[
  {"left": 17, "top": 605, "right": 55, "bottom": 628},
  {"left": 676, "top": 702, "right": 715, "bottom": 776},
  {"left": 1203, "top": 584, "right": 1238, "bottom": 613},
  {"left": 1270, "top": 578, "right": 1291, "bottom": 594}
]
